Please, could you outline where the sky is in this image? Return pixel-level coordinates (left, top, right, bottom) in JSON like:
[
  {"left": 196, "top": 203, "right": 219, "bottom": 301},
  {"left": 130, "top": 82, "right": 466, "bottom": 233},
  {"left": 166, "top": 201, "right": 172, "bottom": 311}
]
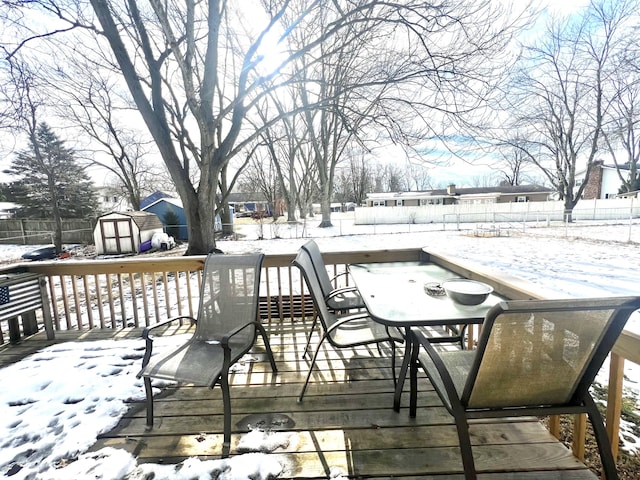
[{"left": 1, "top": 214, "right": 640, "bottom": 479}]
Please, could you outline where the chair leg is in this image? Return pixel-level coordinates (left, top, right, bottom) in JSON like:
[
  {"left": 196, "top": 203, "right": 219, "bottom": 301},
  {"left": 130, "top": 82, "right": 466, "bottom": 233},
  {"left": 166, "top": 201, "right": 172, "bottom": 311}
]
[
  {"left": 409, "top": 336, "right": 422, "bottom": 418},
  {"left": 143, "top": 376, "right": 154, "bottom": 428},
  {"left": 256, "top": 323, "right": 278, "bottom": 374},
  {"left": 585, "top": 395, "right": 619, "bottom": 480},
  {"left": 453, "top": 412, "right": 477, "bottom": 480},
  {"left": 390, "top": 341, "right": 397, "bottom": 388},
  {"left": 459, "top": 324, "right": 469, "bottom": 349},
  {"left": 220, "top": 375, "right": 231, "bottom": 458},
  {"left": 298, "top": 333, "right": 328, "bottom": 402},
  {"left": 302, "top": 315, "right": 320, "bottom": 358}
]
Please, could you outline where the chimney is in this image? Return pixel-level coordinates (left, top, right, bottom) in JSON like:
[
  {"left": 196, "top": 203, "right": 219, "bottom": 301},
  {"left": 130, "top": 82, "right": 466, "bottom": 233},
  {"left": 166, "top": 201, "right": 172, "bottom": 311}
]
[{"left": 447, "top": 184, "right": 456, "bottom": 195}]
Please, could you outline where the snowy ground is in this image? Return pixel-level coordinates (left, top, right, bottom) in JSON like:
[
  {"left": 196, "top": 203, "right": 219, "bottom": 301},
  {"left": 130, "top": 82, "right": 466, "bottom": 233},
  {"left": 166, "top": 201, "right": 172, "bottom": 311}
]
[{"left": 2, "top": 214, "right": 640, "bottom": 479}]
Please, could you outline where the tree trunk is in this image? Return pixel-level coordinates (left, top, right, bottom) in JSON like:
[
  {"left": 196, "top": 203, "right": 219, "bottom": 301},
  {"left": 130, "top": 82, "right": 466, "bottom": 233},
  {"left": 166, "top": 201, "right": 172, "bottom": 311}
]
[
  {"left": 318, "top": 193, "right": 333, "bottom": 228},
  {"left": 563, "top": 197, "right": 576, "bottom": 223}
]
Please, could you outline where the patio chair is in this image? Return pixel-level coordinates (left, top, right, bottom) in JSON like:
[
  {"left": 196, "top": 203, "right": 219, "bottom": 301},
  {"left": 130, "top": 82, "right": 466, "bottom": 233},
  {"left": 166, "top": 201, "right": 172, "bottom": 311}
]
[
  {"left": 137, "top": 253, "right": 277, "bottom": 457},
  {"left": 293, "top": 248, "right": 403, "bottom": 401},
  {"left": 300, "top": 239, "right": 366, "bottom": 312},
  {"left": 410, "top": 296, "right": 640, "bottom": 480}
]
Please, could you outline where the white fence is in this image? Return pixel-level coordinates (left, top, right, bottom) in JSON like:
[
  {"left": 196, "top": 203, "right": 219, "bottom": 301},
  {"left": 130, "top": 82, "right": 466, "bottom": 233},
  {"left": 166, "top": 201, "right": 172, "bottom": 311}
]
[{"left": 354, "top": 198, "right": 640, "bottom": 226}]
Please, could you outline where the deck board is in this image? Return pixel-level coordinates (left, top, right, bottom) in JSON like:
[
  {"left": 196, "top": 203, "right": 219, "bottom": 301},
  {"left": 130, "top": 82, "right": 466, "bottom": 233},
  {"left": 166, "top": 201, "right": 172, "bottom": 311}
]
[{"left": 1, "top": 322, "right": 597, "bottom": 479}]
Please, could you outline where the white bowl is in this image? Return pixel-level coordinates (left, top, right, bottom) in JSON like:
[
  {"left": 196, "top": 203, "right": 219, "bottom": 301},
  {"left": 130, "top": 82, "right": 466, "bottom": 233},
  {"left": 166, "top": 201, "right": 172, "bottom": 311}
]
[{"left": 442, "top": 279, "right": 493, "bottom": 306}]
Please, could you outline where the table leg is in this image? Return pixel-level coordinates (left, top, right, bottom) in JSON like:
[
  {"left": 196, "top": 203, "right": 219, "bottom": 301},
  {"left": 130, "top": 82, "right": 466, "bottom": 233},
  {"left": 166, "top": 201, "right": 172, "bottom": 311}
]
[
  {"left": 409, "top": 334, "right": 420, "bottom": 418},
  {"left": 393, "top": 327, "right": 413, "bottom": 412}
]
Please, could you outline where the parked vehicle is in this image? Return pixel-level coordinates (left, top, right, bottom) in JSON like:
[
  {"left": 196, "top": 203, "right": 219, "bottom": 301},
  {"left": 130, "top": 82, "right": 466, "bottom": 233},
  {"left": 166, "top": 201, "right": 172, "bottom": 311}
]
[
  {"left": 21, "top": 245, "right": 59, "bottom": 261},
  {"left": 234, "top": 210, "right": 253, "bottom": 218}
]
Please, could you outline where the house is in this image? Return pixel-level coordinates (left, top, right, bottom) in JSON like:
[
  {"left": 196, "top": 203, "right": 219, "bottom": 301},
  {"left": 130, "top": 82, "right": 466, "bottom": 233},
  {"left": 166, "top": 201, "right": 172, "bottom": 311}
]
[
  {"left": 95, "top": 187, "right": 132, "bottom": 214},
  {"left": 93, "top": 211, "right": 164, "bottom": 255},
  {"left": 616, "top": 189, "right": 640, "bottom": 199},
  {"left": 141, "top": 195, "right": 224, "bottom": 240},
  {"left": 312, "top": 202, "right": 356, "bottom": 214},
  {"left": 576, "top": 161, "right": 628, "bottom": 200},
  {"left": 0, "top": 202, "right": 18, "bottom": 219},
  {"left": 365, "top": 184, "right": 554, "bottom": 207},
  {"left": 227, "top": 192, "right": 273, "bottom": 217}
]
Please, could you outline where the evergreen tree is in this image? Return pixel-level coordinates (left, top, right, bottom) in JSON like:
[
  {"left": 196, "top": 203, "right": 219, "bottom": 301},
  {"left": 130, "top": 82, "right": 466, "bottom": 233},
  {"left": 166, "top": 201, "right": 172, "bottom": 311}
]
[
  {"left": 0, "top": 184, "right": 10, "bottom": 202},
  {"left": 162, "top": 208, "right": 180, "bottom": 240},
  {"left": 4, "top": 123, "right": 98, "bottom": 250}
]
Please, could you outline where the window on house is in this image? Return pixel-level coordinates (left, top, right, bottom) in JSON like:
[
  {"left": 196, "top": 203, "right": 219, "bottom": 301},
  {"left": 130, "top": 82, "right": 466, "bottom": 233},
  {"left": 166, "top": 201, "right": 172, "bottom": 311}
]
[
  {"left": 516, "top": 196, "right": 528, "bottom": 202},
  {"left": 396, "top": 200, "right": 403, "bottom": 206}
]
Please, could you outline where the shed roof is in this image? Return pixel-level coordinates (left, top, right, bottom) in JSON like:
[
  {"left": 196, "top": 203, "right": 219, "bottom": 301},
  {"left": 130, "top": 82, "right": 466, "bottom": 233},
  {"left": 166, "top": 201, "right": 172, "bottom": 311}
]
[
  {"left": 142, "top": 197, "right": 184, "bottom": 210},
  {"left": 98, "top": 211, "right": 164, "bottom": 231}
]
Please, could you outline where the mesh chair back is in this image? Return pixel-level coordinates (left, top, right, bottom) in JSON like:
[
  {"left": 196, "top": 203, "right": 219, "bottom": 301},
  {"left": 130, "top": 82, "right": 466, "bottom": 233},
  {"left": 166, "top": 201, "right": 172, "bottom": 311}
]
[
  {"left": 301, "top": 240, "right": 334, "bottom": 299},
  {"left": 293, "top": 248, "right": 333, "bottom": 325},
  {"left": 463, "top": 297, "right": 640, "bottom": 410},
  {"left": 194, "top": 253, "right": 264, "bottom": 350}
]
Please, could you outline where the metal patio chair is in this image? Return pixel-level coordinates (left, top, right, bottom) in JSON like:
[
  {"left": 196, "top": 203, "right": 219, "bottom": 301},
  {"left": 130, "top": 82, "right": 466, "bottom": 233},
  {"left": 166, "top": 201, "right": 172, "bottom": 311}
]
[
  {"left": 293, "top": 247, "right": 403, "bottom": 401},
  {"left": 300, "top": 239, "right": 366, "bottom": 312},
  {"left": 137, "top": 253, "right": 277, "bottom": 457},
  {"left": 410, "top": 296, "right": 640, "bottom": 480}
]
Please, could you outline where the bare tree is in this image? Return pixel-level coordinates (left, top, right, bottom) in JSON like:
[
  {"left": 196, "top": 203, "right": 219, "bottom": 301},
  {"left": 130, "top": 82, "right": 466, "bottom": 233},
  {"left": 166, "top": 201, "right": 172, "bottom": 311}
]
[
  {"left": 497, "top": 147, "right": 532, "bottom": 186},
  {"left": 503, "top": 0, "right": 634, "bottom": 220},
  {"left": 602, "top": 32, "right": 640, "bottom": 193},
  {"left": 405, "top": 163, "right": 432, "bottom": 191},
  {"left": 284, "top": 1, "right": 526, "bottom": 227},
  {"left": 52, "top": 64, "right": 161, "bottom": 210},
  {"left": 333, "top": 152, "right": 371, "bottom": 205},
  {"left": 252, "top": 85, "right": 314, "bottom": 223},
  {"left": 348, "top": 153, "right": 373, "bottom": 206},
  {"left": 237, "top": 149, "right": 280, "bottom": 220},
  {"left": 469, "top": 173, "right": 499, "bottom": 188}
]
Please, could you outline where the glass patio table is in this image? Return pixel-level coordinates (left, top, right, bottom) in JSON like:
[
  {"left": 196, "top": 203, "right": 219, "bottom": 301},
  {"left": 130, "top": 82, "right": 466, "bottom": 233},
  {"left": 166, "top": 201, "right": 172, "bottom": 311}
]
[{"left": 348, "top": 261, "right": 504, "bottom": 412}]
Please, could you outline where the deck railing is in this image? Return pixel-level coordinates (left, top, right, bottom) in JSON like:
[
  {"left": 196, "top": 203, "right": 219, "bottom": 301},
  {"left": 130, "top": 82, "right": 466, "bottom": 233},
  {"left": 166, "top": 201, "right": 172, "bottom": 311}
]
[{"left": 1, "top": 247, "right": 638, "bottom": 466}]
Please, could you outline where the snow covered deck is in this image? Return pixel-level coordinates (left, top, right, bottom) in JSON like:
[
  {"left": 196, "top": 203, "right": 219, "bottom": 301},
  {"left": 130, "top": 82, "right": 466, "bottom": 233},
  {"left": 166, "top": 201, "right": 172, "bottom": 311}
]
[{"left": 1, "top": 323, "right": 600, "bottom": 479}]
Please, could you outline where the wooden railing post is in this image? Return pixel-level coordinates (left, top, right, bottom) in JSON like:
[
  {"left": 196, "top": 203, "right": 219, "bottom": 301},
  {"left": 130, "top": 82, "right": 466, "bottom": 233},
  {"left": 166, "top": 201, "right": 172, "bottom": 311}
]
[
  {"left": 573, "top": 414, "right": 587, "bottom": 460},
  {"left": 606, "top": 352, "right": 625, "bottom": 460},
  {"left": 548, "top": 415, "right": 561, "bottom": 438}
]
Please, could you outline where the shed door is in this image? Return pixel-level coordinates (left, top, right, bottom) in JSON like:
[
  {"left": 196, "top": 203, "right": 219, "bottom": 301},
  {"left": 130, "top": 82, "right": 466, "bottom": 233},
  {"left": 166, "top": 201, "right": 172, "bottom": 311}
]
[{"left": 100, "top": 218, "right": 134, "bottom": 254}]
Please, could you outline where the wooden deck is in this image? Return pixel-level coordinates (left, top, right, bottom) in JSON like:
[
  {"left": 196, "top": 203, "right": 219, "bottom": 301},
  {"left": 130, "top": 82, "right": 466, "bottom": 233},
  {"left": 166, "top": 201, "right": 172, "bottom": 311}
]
[{"left": 1, "top": 320, "right": 598, "bottom": 479}]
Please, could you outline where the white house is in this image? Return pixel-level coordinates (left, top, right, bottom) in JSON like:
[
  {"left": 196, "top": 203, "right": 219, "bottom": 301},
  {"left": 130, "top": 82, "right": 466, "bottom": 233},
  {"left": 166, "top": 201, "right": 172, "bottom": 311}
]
[
  {"left": 0, "top": 202, "right": 18, "bottom": 219},
  {"left": 95, "top": 187, "right": 132, "bottom": 214},
  {"left": 575, "top": 161, "right": 628, "bottom": 199}
]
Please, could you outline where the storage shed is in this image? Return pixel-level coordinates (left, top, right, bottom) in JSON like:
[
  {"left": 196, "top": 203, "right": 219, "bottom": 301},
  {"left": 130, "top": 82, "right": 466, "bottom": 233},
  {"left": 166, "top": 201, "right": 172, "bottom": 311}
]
[
  {"left": 141, "top": 197, "right": 188, "bottom": 241},
  {"left": 94, "top": 211, "right": 164, "bottom": 255},
  {"left": 141, "top": 196, "right": 225, "bottom": 240}
]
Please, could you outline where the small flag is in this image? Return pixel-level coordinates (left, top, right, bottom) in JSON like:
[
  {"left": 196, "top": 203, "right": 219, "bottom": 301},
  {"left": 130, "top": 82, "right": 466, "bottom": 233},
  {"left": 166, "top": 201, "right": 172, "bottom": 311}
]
[{"left": 0, "top": 286, "right": 9, "bottom": 305}]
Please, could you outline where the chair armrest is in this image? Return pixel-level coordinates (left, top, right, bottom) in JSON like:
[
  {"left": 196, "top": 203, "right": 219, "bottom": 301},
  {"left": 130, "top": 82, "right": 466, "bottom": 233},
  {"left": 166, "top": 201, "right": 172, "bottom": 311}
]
[
  {"left": 142, "top": 315, "right": 197, "bottom": 340},
  {"left": 412, "top": 328, "right": 465, "bottom": 406},
  {"left": 326, "top": 311, "right": 372, "bottom": 333},
  {"left": 220, "top": 320, "right": 260, "bottom": 348},
  {"left": 138, "top": 316, "right": 197, "bottom": 375},
  {"left": 329, "top": 271, "right": 350, "bottom": 283},
  {"left": 326, "top": 285, "right": 359, "bottom": 299}
]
